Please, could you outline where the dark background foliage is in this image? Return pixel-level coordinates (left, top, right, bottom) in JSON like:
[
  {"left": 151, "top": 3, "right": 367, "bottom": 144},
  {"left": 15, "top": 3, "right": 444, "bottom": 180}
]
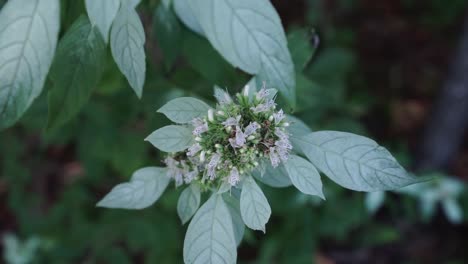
[{"left": 1, "top": 0, "right": 468, "bottom": 263}]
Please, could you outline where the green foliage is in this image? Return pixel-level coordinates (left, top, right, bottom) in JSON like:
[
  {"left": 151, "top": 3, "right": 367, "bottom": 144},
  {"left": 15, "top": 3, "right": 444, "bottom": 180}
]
[
  {"left": 177, "top": 184, "right": 201, "bottom": 224},
  {"left": 145, "top": 125, "right": 194, "bottom": 152},
  {"left": 240, "top": 176, "right": 272, "bottom": 232},
  {"left": 0, "top": 0, "right": 60, "bottom": 129},
  {"left": 47, "top": 16, "right": 106, "bottom": 129},
  {"left": 85, "top": 0, "right": 120, "bottom": 43},
  {"left": 158, "top": 97, "right": 212, "bottom": 124},
  {"left": 284, "top": 155, "right": 324, "bottom": 199}
]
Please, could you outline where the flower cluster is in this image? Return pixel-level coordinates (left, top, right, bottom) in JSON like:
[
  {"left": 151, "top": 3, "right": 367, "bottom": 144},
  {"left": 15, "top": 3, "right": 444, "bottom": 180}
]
[{"left": 165, "top": 84, "right": 292, "bottom": 190}]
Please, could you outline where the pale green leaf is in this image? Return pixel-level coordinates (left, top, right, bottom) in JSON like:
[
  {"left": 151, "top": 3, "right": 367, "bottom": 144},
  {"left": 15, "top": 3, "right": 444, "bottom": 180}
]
[
  {"left": 97, "top": 167, "right": 170, "bottom": 209},
  {"left": 253, "top": 160, "right": 292, "bottom": 188},
  {"left": 157, "top": 97, "right": 211, "bottom": 124},
  {"left": 442, "top": 198, "right": 463, "bottom": 224},
  {"left": 0, "top": 0, "right": 60, "bottom": 129},
  {"left": 284, "top": 155, "right": 324, "bottom": 199},
  {"left": 145, "top": 125, "right": 193, "bottom": 152},
  {"left": 300, "top": 131, "right": 419, "bottom": 192},
  {"left": 183, "top": 194, "right": 237, "bottom": 264},
  {"left": 47, "top": 16, "right": 106, "bottom": 129},
  {"left": 223, "top": 193, "right": 245, "bottom": 246},
  {"left": 240, "top": 176, "right": 271, "bottom": 232},
  {"left": 173, "top": 0, "right": 204, "bottom": 35},
  {"left": 177, "top": 184, "right": 201, "bottom": 224},
  {"left": 110, "top": 3, "right": 146, "bottom": 98},
  {"left": 186, "top": 0, "right": 296, "bottom": 106},
  {"left": 85, "top": 0, "right": 120, "bottom": 43}
]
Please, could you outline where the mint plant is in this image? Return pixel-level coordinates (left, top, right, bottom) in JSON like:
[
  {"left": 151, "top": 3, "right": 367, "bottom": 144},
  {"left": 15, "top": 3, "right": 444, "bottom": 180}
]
[{"left": 98, "top": 83, "right": 419, "bottom": 263}]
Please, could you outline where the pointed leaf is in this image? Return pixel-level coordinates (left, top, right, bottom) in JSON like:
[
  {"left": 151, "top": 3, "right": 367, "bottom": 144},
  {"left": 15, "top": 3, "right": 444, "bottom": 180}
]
[
  {"left": 97, "top": 167, "right": 170, "bottom": 209},
  {"left": 300, "top": 131, "right": 419, "bottom": 192},
  {"left": 177, "top": 184, "right": 201, "bottom": 224},
  {"left": 158, "top": 97, "right": 211, "bottom": 124},
  {"left": 145, "top": 125, "right": 193, "bottom": 152},
  {"left": 47, "top": 17, "right": 106, "bottom": 129},
  {"left": 240, "top": 177, "right": 271, "bottom": 232},
  {"left": 110, "top": 3, "right": 146, "bottom": 97},
  {"left": 284, "top": 155, "right": 324, "bottom": 199},
  {"left": 85, "top": 0, "right": 120, "bottom": 43},
  {"left": 183, "top": 194, "right": 237, "bottom": 264},
  {"left": 0, "top": 0, "right": 60, "bottom": 129},
  {"left": 442, "top": 198, "right": 463, "bottom": 224},
  {"left": 365, "top": 191, "right": 385, "bottom": 214},
  {"left": 186, "top": 0, "right": 296, "bottom": 106},
  {"left": 223, "top": 193, "right": 245, "bottom": 246}
]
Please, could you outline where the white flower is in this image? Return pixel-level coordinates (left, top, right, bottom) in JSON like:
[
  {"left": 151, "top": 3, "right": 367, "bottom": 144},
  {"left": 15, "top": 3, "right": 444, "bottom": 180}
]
[
  {"left": 187, "top": 143, "right": 202, "bottom": 157},
  {"left": 244, "top": 122, "right": 260, "bottom": 136},
  {"left": 222, "top": 115, "right": 241, "bottom": 127},
  {"left": 256, "top": 87, "right": 270, "bottom": 100},
  {"left": 243, "top": 85, "right": 250, "bottom": 97},
  {"left": 207, "top": 153, "right": 221, "bottom": 179},
  {"left": 184, "top": 170, "right": 198, "bottom": 184},
  {"left": 275, "top": 127, "right": 289, "bottom": 141},
  {"left": 273, "top": 109, "right": 285, "bottom": 124},
  {"left": 192, "top": 118, "right": 208, "bottom": 136},
  {"left": 250, "top": 99, "right": 276, "bottom": 113},
  {"left": 228, "top": 167, "right": 240, "bottom": 186},
  {"left": 269, "top": 147, "right": 280, "bottom": 168},
  {"left": 214, "top": 88, "right": 232, "bottom": 105},
  {"left": 229, "top": 126, "right": 246, "bottom": 148}
]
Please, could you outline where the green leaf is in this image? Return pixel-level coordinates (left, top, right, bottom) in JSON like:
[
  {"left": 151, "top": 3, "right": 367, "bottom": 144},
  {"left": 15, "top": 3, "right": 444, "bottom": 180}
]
[
  {"left": 97, "top": 167, "right": 170, "bottom": 209},
  {"left": 153, "top": 0, "right": 183, "bottom": 68},
  {"left": 223, "top": 193, "right": 245, "bottom": 246},
  {"left": 300, "top": 131, "right": 419, "bottom": 192},
  {"left": 287, "top": 115, "right": 312, "bottom": 155},
  {"left": 284, "top": 155, "right": 324, "bottom": 199},
  {"left": 157, "top": 97, "right": 211, "bottom": 124},
  {"left": 47, "top": 16, "right": 106, "bottom": 129},
  {"left": 183, "top": 194, "right": 237, "bottom": 264},
  {"left": 173, "top": 0, "right": 204, "bottom": 35},
  {"left": 0, "top": 0, "right": 60, "bottom": 129},
  {"left": 240, "top": 176, "right": 271, "bottom": 232},
  {"left": 177, "top": 184, "right": 201, "bottom": 224},
  {"left": 85, "top": 0, "right": 120, "bottom": 43},
  {"left": 186, "top": 0, "right": 296, "bottom": 106},
  {"left": 287, "top": 28, "right": 317, "bottom": 70},
  {"left": 253, "top": 161, "right": 292, "bottom": 188},
  {"left": 110, "top": 3, "right": 146, "bottom": 98},
  {"left": 145, "top": 125, "right": 193, "bottom": 152},
  {"left": 442, "top": 198, "right": 463, "bottom": 224},
  {"left": 129, "top": 0, "right": 141, "bottom": 8}
]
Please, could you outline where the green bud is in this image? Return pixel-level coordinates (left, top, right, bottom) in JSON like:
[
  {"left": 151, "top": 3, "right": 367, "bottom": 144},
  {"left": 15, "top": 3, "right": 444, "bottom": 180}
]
[
  {"left": 195, "top": 137, "right": 202, "bottom": 142},
  {"left": 247, "top": 135, "right": 255, "bottom": 141},
  {"left": 215, "top": 144, "right": 222, "bottom": 149}
]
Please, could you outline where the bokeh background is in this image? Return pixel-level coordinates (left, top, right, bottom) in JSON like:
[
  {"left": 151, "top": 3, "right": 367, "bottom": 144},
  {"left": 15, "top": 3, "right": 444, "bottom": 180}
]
[{"left": 2, "top": 0, "right": 468, "bottom": 263}]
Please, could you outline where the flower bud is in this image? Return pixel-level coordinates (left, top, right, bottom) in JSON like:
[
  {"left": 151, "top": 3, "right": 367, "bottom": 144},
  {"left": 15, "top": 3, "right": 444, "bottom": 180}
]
[
  {"left": 253, "top": 161, "right": 259, "bottom": 167},
  {"left": 269, "top": 115, "right": 274, "bottom": 121},
  {"left": 217, "top": 111, "right": 225, "bottom": 116},
  {"left": 195, "top": 137, "right": 202, "bottom": 142},
  {"left": 239, "top": 148, "right": 245, "bottom": 154},
  {"left": 243, "top": 85, "right": 250, "bottom": 97},
  {"left": 206, "top": 150, "right": 212, "bottom": 154},
  {"left": 200, "top": 151, "right": 206, "bottom": 162},
  {"left": 283, "top": 122, "right": 290, "bottom": 127},
  {"left": 215, "top": 144, "right": 222, "bottom": 149},
  {"left": 208, "top": 109, "right": 214, "bottom": 122},
  {"left": 226, "top": 126, "right": 232, "bottom": 133}
]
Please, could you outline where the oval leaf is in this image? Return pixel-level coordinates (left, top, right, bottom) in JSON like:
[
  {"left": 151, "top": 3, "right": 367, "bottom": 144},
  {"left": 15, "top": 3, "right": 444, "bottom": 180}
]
[
  {"left": 97, "top": 167, "right": 170, "bottom": 209},
  {"left": 145, "top": 125, "right": 193, "bottom": 152},
  {"left": 253, "top": 161, "right": 292, "bottom": 188},
  {"left": 187, "top": 0, "right": 296, "bottom": 106},
  {"left": 47, "top": 16, "right": 106, "bottom": 129},
  {"left": 158, "top": 97, "right": 211, "bottom": 124},
  {"left": 223, "top": 193, "right": 245, "bottom": 246},
  {"left": 177, "top": 184, "right": 201, "bottom": 224},
  {"left": 284, "top": 155, "right": 324, "bottom": 199},
  {"left": 85, "top": 0, "right": 120, "bottom": 43},
  {"left": 300, "top": 131, "right": 419, "bottom": 192},
  {"left": 240, "top": 177, "right": 271, "bottom": 232},
  {"left": 183, "top": 194, "right": 237, "bottom": 264},
  {"left": 0, "top": 0, "right": 60, "bottom": 129},
  {"left": 110, "top": 3, "right": 146, "bottom": 98}
]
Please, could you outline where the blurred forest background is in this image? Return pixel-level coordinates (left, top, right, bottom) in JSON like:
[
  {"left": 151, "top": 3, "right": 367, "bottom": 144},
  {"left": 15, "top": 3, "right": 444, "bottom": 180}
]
[{"left": 2, "top": 0, "right": 468, "bottom": 263}]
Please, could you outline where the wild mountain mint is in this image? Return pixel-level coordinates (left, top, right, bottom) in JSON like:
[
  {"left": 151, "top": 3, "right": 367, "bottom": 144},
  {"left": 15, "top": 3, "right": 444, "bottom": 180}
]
[{"left": 164, "top": 85, "right": 292, "bottom": 189}]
